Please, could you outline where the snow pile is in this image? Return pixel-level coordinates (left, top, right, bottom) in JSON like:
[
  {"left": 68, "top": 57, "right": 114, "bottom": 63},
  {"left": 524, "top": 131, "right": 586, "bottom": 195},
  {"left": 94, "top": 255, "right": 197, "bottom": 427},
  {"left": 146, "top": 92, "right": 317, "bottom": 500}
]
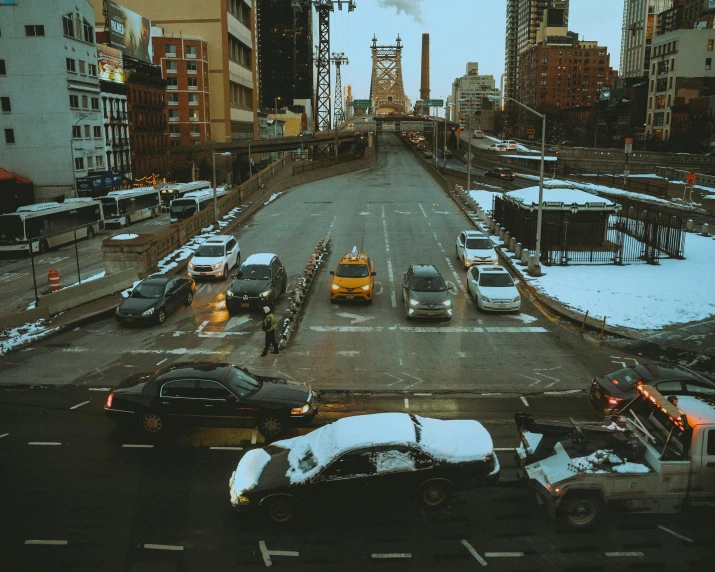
[
  {"left": 264, "top": 192, "right": 283, "bottom": 206},
  {"left": 111, "top": 234, "right": 139, "bottom": 240},
  {"left": 571, "top": 449, "right": 650, "bottom": 474},
  {"left": 0, "top": 320, "right": 60, "bottom": 356},
  {"left": 229, "top": 448, "right": 272, "bottom": 506}
]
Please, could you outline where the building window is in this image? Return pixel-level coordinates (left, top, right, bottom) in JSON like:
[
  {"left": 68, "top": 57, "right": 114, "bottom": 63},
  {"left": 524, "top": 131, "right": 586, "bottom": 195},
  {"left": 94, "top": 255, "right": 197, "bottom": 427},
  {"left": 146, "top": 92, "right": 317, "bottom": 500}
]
[
  {"left": 4, "top": 129, "right": 14, "bottom": 144},
  {"left": 70, "top": 94, "right": 79, "bottom": 108},
  {"left": 79, "top": 60, "right": 86, "bottom": 74},
  {"left": 66, "top": 58, "right": 76, "bottom": 72},
  {"left": 166, "top": 60, "right": 177, "bottom": 73},
  {"left": 87, "top": 156, "right": 93, "bottom": 169},
  {"left": 669, "top": 76, "right": 673, "bottom": 89},
  {"left": 0, "top": 97, "right": 10, "bottom": 112},
  {"left": 188, "top": 77, "right": 198, "bottom": 90},
  {"left": 648, "top": 97, "right": 652, "bottom": 109},
  {"left": 188, "top": 94, "right": 199, "bottom": 106},
  {"left": 707, "top": 58, "right": 712, "bottom": 71},
  {"left": 166, "top": 44, "right": 177, "bottom": 57},
  {"left": 170, "top": 125, "right": 180, "bottom": 137},
  {"left": 187, "top": 61, "right": 197, "bottom": 74},
  {"left": 72, "top": 125, "right": 81, "bottom": 138},
  {"left": 189, "top": 109, "right": 199, "bottom": 121},
  {"left": 84, "top": 125, "right": 90, "bottom": 137},
  {"left": 93, "top": 125, "right": 102, "bottom": 138},
  {"left": 186, "top": 45, "right": 197, "bottom": 58},
  {"left": 168, "top": 93, "right": 179, "bottom": 106},
  {"left": 88, "top": 63, "right": 97, "bottom": 77},
  {"left": 167, "top": 77, "right": 178, "bottom": 89},
  {"left": 25, "top": 25, "right": 45, "bottom": 37},
  {"left": 0, "top": 60, "right": 5, "bottom": 75},
  {"left": 169, "top": 109, "right": 179, "bottom": 121},
  {"left": 74, "top": 157, "right": 84, "bottom": 170},
  {"left": 96, "top": 155, "right": 104, "bottom": 168},
  {"left": 83, "top": 20, "right": 93, "bottom": 43},
  {"left": 190, "top": 125, "right": 200, "bottom": 137},
  {"left": 62, "top": 14, "right": 73, "bottom": 37},
  {"left": 709, "top": 40, "right": 714, "bottom": 52},
  {"left": 82, "top": 95, "right": 89, "bottom": 109},
  {"left": 91, "top": 97, "right": 100, "bottom": 111}
]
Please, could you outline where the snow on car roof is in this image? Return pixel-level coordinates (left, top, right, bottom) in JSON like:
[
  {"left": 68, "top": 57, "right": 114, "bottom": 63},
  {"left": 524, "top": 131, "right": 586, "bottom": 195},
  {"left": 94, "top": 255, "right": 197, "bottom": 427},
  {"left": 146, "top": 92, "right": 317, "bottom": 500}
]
[
  {"left": 242, "top": 253, "right": 275, "bottom": 266},
  {"left": 273, "top": 413, "right": 494, "bottom": 484},
  {"left": 673, "top": 395, "right": 715, "bottom": 426},
  {"left": 506, "top": 186, "right": 615, "bottom": 207},
  {"left": 229, "top": 448, "right": 271, "bottom": 505}
]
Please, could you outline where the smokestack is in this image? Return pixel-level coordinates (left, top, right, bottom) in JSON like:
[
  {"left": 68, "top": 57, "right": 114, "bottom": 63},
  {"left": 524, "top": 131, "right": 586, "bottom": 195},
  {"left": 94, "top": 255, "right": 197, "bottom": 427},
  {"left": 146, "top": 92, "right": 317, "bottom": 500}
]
[{"left": 420, "top": 33, "right": 430, "bottom": 101}]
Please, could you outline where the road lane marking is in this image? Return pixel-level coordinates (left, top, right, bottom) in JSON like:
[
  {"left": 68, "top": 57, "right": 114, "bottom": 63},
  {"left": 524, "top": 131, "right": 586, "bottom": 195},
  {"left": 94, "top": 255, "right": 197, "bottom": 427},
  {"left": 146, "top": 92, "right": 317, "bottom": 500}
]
[
  {"left": 156, "top": 358, "right": 168, "bottom": 365},
  {"left": 122, "top": 444, "right": 154, "bottom": 448},
  {"left": 384, "top": 373, "right": 405, "bottom": 387},
  {"left": 88, "top": 387, "right": 110, "bottom": 391},
  {"left": 605, "top": 552, "right": 644, "bottom": 557},
  {"left": 251, "top": 429, "right": 258, "bottom": 445},
  {"left": 371, "top": 553, "right": 412, "bottom": 559},
  {"left": 381, "top": 205, "right": 390, "bottom": 253},
  {"left": 387, "top": 259, "right": 396, "bottom": 307},
  {"left": 210, "top": 446, "right": 244, "bottom": 451},
  {"left": 196, "top": 320, "right": 209, "bottom": 334},
  {"left": 402, "top": 372, "right": 425, "bottom": 389},
  {"left": 657, "top": 525, "right": 693, "bottom": 543},
  {"left": 484, "top": 552, "right": 524, "bottom": 557},
  {"left": 144, "top": 544, "right": 184, "bottom": 551},
  {"left": 69, "top": 401, "right": 90, "bottom": 410},
  {"left": 308, "top": 326, "right": 548, "bottom": 333},
  {"left": 25, "top": 540, "right": 68, "bottom": 545},
  {"left": 413, "top": 393, "right": 432, "bottom": 396},
  {"left": 28, "top": 442, "right": 61, "bottom": 446},
  {"left": 0, "top": 433, "right": 9, "bottom": 439},
  {"left": 444, "top": 257, "right": 466, "bottom": 296},
  {"left": 460, "top": 540, "right": 487, "bottom": 566},
  {"left": 520, "top": 396, "right": 529, "bottom": 406},
  {"left": 404, "top": 398, "right": 409, "bottom": 409},
  {"left": 259, "top": 540, "right": 299, "bottom": 567},
  {"left": 494, "top": 447, "right": 516, "bottom": 452}
]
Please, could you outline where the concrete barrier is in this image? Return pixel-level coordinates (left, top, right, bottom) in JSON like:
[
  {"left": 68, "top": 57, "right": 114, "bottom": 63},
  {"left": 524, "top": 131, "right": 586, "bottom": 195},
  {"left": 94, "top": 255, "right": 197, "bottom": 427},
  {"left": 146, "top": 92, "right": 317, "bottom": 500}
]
[
  {"left": 509, "top": 237, "right": 517, "bottom": 252},
  {"left": 515, "top": 242, "right": 523, "bottom": 258},
  {"left": 703, "top": 223, "right": 710, "bottom": 237},
  {"left": 36, "top": 268, "right": 139, "bottom": 314},
  {"left": 0, "top": 306, "right": 52, "bottom": 331}
]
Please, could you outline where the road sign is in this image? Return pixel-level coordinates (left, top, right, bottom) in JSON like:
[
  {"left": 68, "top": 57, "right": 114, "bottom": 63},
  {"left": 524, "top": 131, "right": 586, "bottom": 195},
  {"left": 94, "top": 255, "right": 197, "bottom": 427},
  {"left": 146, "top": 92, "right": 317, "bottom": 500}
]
[
  {"left": 624, "top": 137, "right": 633, "bottom": 154},
  {"left": 353, "top": 99, "right": 371, "bottom": 107},
  {"left": 425, "top": 99, "right": 444, "bottom": 107},
  {"left": 526, "top": 128, "right": 536, "bottom": 135},
  {"left": 686, "top": 171, "right": 697, "bottom": 187}
]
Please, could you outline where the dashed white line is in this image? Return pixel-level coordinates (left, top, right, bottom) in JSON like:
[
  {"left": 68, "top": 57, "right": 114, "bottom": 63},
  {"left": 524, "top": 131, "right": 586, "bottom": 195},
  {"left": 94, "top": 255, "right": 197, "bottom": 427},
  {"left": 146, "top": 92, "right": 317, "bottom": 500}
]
[
  {"left": 484, "top": 552, "right": 524, "bottom": 557},
  {"left": 28, "top": 442, "right": 61, "bottom": 446},
  {"left": 520, "top": 396, "right": 529, "bottom": 407},
  {"left": 657, "top": 525, "right": 693, "bottom": 543},
  {"left": 404, "top": 398, "right": 409, "bottom": 409},
  {"left": 210, "top": 446, "right": 244, "bottom": 451},
  {"left": 444, "top": 258, "right": 466, "bottom": 294},
  {"left": 605, "top": 552, "right": 644, "bottom": 557},
  {"left": 88, "top": 387, "right": 110, "bottom": 391},
  {"left": 144, "top": 544, "right": 184, "bottom": 551},
  {"left": 25, "top": 540, "right": 68, "bottom": 546},
  {"left": 156, "top": 358, "right": 168, "bottom": 365},
  {"left": 196, "top": 320, "right": 209, "bottom": 335},
  {"left": 380, "top": 205, "right": 390, "bottom": 253},
  {"left": 0, "top": 433, "right": 9, "bottom": 439},
  {"left": 371, "top": 553, "right": 412, "bottom": 559},
  {"left": 122, "top": 444, "right": 154, "bottom": 448},
  {"left": 69, "top": 400, "right": 90, "bottom": 410},
  {"left": 460, "top": 540, "right": 487, "bottom": 566},
  {"left": 386, "top": 259, "right": 396, "bottom": 308},
  {"left": 413, "top": 393, "right": 432, "bottom": 396}
]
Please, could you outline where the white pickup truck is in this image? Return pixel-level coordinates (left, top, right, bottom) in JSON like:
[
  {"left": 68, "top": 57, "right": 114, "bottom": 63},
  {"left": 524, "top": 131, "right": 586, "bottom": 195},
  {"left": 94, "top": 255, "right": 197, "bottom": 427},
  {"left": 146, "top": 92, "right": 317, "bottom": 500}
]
[{"left": 515, "top": 384, "right": 715, "bottom": 528}]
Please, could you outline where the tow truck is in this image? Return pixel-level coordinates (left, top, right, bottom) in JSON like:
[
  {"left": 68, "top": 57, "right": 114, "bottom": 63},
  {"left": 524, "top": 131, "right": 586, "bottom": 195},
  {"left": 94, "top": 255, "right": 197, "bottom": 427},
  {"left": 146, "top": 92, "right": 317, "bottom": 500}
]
[{"left": 515, "top": 384, "right": 715, "bottom": 529}]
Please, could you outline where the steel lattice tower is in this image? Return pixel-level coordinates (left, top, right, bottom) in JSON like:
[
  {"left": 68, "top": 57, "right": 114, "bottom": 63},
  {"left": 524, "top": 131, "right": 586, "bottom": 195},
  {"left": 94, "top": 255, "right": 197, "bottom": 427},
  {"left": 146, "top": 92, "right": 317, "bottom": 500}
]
[
  {"left": 331, "top": 52, "right": 349, "bottom": 125},
  {"left": 369, "top": 35, "right": 408, "bottom": 114}
]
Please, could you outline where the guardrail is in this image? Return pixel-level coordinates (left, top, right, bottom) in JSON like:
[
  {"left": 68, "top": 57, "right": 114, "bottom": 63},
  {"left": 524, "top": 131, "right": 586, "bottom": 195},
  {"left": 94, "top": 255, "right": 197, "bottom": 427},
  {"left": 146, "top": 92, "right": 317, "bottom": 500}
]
[
  {"left": 291, "top": 151, "right": 364, "bottom": 175},
  {"left": 655, "top": 166, "right": 715, "bottom": 186}
]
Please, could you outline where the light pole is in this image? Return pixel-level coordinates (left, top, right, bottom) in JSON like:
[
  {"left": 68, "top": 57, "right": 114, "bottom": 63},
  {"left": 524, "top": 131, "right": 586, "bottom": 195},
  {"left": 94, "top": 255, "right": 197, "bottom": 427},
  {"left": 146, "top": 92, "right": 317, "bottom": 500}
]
[
  {"left": 489, "top": 95, "right": 546, "bottom": 277},
  {"left": 444, "top": 102, "right": 453, "bottom": 169},
  {"left": 212, "top": 151, "right": 232, "bottom": 222},
  {"left": 457, "top": 97, "right": 472, "bottom": 190},
  {"left": 274, "top": 96, "right": 281, "bottom": 114}
]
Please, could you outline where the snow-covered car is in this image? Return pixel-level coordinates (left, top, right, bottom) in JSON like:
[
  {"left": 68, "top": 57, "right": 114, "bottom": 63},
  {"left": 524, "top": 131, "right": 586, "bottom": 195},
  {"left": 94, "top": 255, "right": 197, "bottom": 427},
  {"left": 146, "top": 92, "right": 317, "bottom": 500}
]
[
  {"left": 468, "top": 265, "right": 521, "bottom": 312},
  {"left": 488, "top": 143, "right": 507, "bottom": 152},
  {"left": 503, "top": 140, "right": 519, "bottom": 150},
  {"left": 188, "top": 235, "right": 240, "bottom": 280},
  {"left": 229, "top": 413, "right": 498, "bottom": 523},
  {"left": 455, "top": 230, "right": 498, "bottom": 268}
]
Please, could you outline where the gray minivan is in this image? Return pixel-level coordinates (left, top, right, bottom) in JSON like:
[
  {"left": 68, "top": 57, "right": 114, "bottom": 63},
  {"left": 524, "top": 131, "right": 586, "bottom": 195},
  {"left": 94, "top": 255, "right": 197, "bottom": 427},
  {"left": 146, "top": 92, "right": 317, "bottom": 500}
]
[{"left": 401, "top": 264, "right": 452, "bottom": 320}]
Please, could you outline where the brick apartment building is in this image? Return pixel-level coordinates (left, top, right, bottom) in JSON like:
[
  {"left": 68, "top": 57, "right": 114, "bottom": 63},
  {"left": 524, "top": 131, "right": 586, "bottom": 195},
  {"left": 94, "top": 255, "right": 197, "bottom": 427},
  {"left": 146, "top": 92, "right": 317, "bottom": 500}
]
[{"left": 152, "top": 35, "right": 211, "bottom": 146}]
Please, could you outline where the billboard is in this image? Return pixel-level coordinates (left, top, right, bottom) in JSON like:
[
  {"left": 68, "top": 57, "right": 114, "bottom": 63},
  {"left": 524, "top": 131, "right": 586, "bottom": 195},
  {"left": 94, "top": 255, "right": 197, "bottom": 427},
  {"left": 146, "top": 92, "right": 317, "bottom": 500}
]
[
  {"left": 98, "top": 45, "right": 125, "bottom": 83},
  {"left": 107, "top": 1, "right": 152, "bottom": 63}
]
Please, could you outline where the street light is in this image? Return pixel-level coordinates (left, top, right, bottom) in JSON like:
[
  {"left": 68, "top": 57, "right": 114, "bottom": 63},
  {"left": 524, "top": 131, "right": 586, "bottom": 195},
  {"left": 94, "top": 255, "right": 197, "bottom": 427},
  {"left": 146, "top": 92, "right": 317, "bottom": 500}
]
[
  {"left": 212, "top": 151, "right": 232, "bottom": 223},
  {"left": 488, "top": 95, "right": 546, "bottom": 277},
  {"left": 457, "top": 98, "right": 472, "bottom": 191},
  {"left": 274, "top": 96, "right": 281, "bottom": 114},
  {"left": 444, "top": 102, "right": 454, "bottom": 169}
]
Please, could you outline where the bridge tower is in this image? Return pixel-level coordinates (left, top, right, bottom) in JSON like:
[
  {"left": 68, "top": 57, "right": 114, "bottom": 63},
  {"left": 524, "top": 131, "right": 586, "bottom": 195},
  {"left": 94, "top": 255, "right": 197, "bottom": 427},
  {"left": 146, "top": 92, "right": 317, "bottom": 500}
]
[
  {"left": 369, "top": 35, "right": 408, "bottom": 115},
  {"left": 330, "top": 52, "right": 349, "bottom": 125}
]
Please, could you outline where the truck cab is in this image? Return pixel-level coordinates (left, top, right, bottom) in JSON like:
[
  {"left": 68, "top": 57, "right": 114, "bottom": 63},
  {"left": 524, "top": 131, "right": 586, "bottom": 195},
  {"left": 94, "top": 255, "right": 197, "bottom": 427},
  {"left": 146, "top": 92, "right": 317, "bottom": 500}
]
[{"left": 515, "top": 384, "right": 715, "bottom": 529}]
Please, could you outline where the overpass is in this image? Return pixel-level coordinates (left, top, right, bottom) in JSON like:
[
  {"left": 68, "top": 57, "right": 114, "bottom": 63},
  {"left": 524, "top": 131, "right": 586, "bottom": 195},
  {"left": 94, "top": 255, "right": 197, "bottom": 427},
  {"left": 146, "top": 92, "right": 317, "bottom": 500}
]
[{"left": 172, "top": 130, "right": 360, "bottom": 155}]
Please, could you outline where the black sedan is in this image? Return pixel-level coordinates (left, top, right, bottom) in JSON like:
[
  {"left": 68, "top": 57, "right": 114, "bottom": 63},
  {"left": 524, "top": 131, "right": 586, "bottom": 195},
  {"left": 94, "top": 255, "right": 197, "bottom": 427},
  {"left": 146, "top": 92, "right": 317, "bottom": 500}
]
[
  {"left": 588, "top": 363, "right": 715, "bottom": 416},
  {"left": 229, "top": 413, "right": 498, "bottom": 524},
  {"left": 441, "top": 149, "right": 453, "bottom": 158},
  {"left": 115, "top": 275, "right": 195, "bottom": 325},
  {"left": 105, "top": 362, "right": 318, "bottom": 437},
  {"left": 484, "top": 167, "right": 516, "bottom": 181}
]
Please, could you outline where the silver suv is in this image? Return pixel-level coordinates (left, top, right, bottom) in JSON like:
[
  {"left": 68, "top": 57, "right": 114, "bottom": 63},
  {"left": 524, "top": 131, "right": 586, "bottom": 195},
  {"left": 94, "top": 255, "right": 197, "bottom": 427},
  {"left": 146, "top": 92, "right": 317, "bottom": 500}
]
[{"left": 401, "top": 264, "right": 452, "bottom": 320}]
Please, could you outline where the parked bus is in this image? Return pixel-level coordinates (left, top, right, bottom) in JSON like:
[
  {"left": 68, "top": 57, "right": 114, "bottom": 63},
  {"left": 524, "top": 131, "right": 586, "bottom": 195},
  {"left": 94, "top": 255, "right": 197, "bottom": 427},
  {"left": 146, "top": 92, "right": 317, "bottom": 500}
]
[
  {"left": 0, "top": 199, "right": 104, "bottom": 255},
  {"left": 100, "top": 187, "right": 160, "bottom": 228},
  {"left": 169, "top": 189, "right": 228, "bottom": 223},
  {"left": 158, "top": 181, "right": 211, "bottom": 211}
]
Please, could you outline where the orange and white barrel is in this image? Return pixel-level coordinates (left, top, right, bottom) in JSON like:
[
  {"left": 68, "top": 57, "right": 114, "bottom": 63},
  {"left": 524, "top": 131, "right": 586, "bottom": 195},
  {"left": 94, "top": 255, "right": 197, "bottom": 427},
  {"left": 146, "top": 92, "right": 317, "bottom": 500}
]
[{"left": 48, "top": 269, "right": 61, "bottom": 292}]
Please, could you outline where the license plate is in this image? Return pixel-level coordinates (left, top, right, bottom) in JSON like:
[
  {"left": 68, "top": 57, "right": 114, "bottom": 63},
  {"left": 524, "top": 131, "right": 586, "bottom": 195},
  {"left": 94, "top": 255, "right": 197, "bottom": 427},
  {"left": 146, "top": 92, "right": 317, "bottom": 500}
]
[
  {"left": 595, "top": 391, "right": 601, "bottom": 398},
  {"left": 125, "top": 318, "right": 133, "bottom": 323},
  {"left": 428, "top": 311, "right": 437, "bottom": 316},
  {"left": 241, "top": 303, "right": 249, "bottom": 308},
  {"left": 200, "top": 272, "right": 208, "bottom": 276},
  {"left": 345, "top": 295, "right": 354, "bottom": 299}
]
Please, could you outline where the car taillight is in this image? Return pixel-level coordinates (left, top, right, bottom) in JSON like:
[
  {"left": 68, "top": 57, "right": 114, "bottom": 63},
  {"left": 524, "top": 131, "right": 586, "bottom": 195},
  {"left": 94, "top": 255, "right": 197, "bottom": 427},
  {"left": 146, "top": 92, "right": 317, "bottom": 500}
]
[
  {"left": 105, "top": 393, "right": 114, "bottom": 408},
  {"left": 608, "top": 396, "right": 624, "bottom": 406}
]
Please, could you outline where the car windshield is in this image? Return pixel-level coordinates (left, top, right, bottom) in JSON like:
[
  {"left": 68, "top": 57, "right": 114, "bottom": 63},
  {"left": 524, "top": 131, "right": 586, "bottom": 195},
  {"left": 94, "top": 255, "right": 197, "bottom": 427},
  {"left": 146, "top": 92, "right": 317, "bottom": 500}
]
[
  {"left": 606, "top": 368, "right": 643, "bottom": 389},
  {"left": 336, "top": 263, "right": 369, "bottom": 278},
  {"left": 130, "top": 282, "right": 165, "bottom": 299},
  {"left": 479, "top": 273, "right": 514, "bottom": 287},
  {"left": 240, "top": 265, "right": 271, "bottom": 280},
  {"left": 411, "top": 276, "right": 447, "bottom": 292},
  {"left": 466, "top": 238, "right": 492, "bottom": 250},
  {"left": 0, "top": 215, "right": 24, "bottom": 241},
  {"left": 196, "top": 244, "right": 224, "bottom": 257},
  {"left": 225, "top": 367, "right": 261, "bottom": 397},
  {"left": 100, "top": 198, "right": 118, "bottom": 217}
]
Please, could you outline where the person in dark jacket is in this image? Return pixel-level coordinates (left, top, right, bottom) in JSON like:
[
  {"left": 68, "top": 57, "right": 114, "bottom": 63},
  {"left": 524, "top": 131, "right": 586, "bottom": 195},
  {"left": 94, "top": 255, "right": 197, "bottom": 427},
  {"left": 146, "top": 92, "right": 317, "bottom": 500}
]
[{"left": 261, "top": 306, "right": 280, "bottom": 356}]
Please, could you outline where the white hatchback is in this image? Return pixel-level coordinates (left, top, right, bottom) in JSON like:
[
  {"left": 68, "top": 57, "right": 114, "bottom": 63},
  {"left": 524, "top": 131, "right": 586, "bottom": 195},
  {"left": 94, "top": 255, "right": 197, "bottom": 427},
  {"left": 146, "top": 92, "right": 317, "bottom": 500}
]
[
  {"left": 456, "top": 230, "right": 498, "bottom": 269},
  {"left": 188, "top": 235, "right": 240, "bottom": 280},
  {"left": 467, "top": 266, "right": 521, "bottom": 312}
]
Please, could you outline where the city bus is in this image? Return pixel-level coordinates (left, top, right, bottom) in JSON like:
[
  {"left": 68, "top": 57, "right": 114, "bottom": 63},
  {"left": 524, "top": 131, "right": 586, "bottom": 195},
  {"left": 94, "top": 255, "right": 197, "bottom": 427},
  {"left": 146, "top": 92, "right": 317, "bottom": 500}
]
[
  {"left": 100, "top": 187, "right": 161, "bottom": 228},
  {"left": 158, "top": 181, "right": 211, "bottom": 211},
  {"left": 169, "top": 189, "right": 228, "bottom": 223},
  {"left": 0, "top": 199, "right": 104, "bottom": 255}
]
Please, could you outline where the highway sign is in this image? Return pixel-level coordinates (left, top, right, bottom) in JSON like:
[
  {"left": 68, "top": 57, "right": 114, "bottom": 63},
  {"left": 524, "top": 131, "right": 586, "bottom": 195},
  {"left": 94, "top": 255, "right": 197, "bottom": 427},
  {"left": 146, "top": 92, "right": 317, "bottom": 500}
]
[
  {"left": 353, "top": 99, "right": 371, "bottom": 107},
  {"left": 526, "top": 128, "right": 536, "bottom": 135},
  {"left": 426, "top": 99, "right": 444, "bottom": 107}
]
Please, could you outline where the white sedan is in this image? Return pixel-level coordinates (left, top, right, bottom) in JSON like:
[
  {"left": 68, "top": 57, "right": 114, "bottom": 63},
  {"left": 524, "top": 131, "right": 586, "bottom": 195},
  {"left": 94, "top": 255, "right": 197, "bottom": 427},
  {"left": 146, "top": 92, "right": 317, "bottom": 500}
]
[
  {"left": 467, "top": 266, "right": 521, "bottom": 312},
  {"left": 488, "top": 143, "right": 507, "bottom": 152}
]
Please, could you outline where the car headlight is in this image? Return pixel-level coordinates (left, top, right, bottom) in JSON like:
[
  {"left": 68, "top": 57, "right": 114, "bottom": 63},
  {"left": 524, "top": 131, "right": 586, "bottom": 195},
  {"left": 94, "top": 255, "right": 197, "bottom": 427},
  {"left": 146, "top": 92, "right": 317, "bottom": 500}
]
[
  {"left": 331, "top": 283, "right": 340, "bottom": 290},
  {"left": 361, "top": 284, "right": 370, "bottom": 291},
  {"left": 211, "top": 262, "right": 223, "bottom": 270},
  {"left": 237, "top": 495, "right": 251, "bottom": 504},
  {"left": 480, "top": 296, "right": 492, "bottom": 303},
  {"left": 409, "top": 298, "right": 420, "bottom": 306},
  {"left": 188, "top": 262, "right": 195, "bottom": 270},
  {"left": 259, "top": 290, "right": 272, "bottom": 299},
  {"left": 226, "top": 290, "right": 234, "bottom": 298},
  {"left": 443, "top": 299, "right": 452, "bottom": 307},
  {"left": 290, "top": 403, "right": 311, "bottom": 415},
  {"left": 512, "top": 296, "right": 520, "bottom": 303},
  {"left": 141, "top": 307, "right": 155, "bottom": 316}
]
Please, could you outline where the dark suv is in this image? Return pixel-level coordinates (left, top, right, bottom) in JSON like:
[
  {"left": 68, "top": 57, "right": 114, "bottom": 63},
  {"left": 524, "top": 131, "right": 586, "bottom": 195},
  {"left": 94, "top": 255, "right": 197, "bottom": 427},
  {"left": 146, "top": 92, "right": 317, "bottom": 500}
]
[
  {"left": 401, "top": 264, "right": 452, "bottom": 319},
  {"left": 484, "top": 167, "right": 515, "bottom": 181},
  {"left": 226, "top": 253, "right": 287, "bottom": 313}
]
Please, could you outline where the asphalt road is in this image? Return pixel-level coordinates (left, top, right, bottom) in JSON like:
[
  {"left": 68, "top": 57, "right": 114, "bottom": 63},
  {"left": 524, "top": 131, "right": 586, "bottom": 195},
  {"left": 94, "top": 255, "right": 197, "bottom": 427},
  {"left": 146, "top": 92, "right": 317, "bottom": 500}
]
[{"left": 0, "top": 387, "right": 712, "bottom": 572}]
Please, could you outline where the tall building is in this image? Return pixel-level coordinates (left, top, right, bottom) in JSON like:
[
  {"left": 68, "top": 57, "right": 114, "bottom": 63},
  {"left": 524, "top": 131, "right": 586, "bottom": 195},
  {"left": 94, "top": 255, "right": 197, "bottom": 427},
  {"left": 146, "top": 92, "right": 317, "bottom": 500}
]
[
  {"left": 255, "top": 0, "right": 313, "bottom": 112},
  {"left": 152, "top": 35, "right": 211, "bottom": 147},
  {"left": 620, "top": 0, "right": 673, "bottom": 79},
  {"left": 0, "top": 0, "right": 107, "bottom": 201},
  {"left": 451, "top": 63, "right": 500, "bottom": 122},
  {"left": 92, "top": 0, "right": 257, "bottom": 141},
  {"left": 504, "top": 1, "right": 569, "bottom": 111}
]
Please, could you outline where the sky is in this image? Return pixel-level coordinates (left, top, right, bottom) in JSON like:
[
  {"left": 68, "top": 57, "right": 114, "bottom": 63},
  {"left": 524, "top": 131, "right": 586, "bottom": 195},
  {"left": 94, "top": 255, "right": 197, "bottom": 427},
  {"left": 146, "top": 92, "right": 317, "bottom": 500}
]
[{"left": 323, "top": 0, "right": 625, "bottom": 106}]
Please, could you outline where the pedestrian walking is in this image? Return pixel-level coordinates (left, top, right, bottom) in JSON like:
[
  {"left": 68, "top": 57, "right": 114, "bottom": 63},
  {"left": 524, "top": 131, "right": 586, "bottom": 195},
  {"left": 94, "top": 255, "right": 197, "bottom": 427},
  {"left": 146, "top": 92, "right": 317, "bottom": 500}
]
[{"left": 261, "top": 306, "right": 280, "bottom": 356}]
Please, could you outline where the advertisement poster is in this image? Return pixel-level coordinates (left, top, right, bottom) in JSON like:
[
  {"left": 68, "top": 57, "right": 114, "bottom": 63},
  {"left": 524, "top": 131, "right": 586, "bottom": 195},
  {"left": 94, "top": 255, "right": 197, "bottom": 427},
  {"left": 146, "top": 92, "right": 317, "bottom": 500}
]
[
  {"left": 107, "top": 1, "right": 152, "bottom": 63},
  {"left": 98, "top": 45, "right": 124, "bottom": 83}
]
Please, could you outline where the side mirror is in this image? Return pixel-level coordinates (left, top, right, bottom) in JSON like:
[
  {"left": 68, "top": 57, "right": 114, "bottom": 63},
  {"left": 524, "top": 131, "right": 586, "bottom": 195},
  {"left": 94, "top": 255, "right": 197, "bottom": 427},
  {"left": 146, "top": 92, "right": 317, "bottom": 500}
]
[
  {"left": 225, "top": 394, "right": 237, "bottom": 402},
  {"left": 370, "top": 271, "right": 376, "bottom": 276},
  {"left": 329, "top": 270, "right": 334, "bottom": 275}
]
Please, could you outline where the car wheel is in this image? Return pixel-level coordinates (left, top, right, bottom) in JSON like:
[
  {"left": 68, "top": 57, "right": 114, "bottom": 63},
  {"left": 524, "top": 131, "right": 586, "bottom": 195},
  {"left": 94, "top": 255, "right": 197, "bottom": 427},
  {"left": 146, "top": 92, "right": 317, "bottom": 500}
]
[
  {"left": 186, "top": 291, "right": 193, "bottom": 306},
  {"left": 140, "top": 412, "right": 165, "bottom": 434},
  {"left": 257, "top": 414, "right": 285, "bottom": 438},
  {"left": 151, "top": 209, "right": 157, "bottom": 219},
  {"left": 418, "top": 481, "right": 452, "bottom": 509},
  {"left": 222, "top": 266, "right": 228, "bottom": 280},
  {"left": 86, "top": 226, "right": 95, "bottom": 239},
  {"left": 39, "top": 240, "right": 49, "bottom": 254},
  {"left": 559, "top": 495, "right": 602, "bottom": 529},
  {"left": 330, "top": 297, "right": 336, "bottom": 304},
  {"left": 125, "top": 216, "right": 131, "bottom": 227},
  {"left": 156, "top": 308, "right": 166, "bottom": 324},
  {"left": 367, "top": 296, "right": 373, "bottom": 305},
  {"left": 455, "top": 247, "right": 460, "bottom": 261},
  {"left": 264, "top": 497, "right": 296, "bottom": 524}
]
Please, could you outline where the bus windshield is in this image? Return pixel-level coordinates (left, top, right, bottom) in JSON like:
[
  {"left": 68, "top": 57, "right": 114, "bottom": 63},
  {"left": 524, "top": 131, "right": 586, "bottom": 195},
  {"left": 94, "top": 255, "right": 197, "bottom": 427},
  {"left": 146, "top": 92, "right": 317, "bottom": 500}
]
[
  {"left": 170, "top": 201, "right": 197, "bottom": 219},
  {"left": 101, "top": 198, "right": 118, "bottom": 217},
  {"left": 0, "top": 215, "right": 24, "bottom": 242}
]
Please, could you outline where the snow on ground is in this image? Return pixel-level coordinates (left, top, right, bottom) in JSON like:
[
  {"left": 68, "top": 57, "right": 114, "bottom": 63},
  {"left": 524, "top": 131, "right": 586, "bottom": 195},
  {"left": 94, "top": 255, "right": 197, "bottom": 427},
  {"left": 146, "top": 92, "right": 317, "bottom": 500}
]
[
  {"left": 264, "top": 192, "right": 283, "bottom": 206},
  {"left": 0, "top": 320, "right": 60, "bottom": 356},
  {"left": 467, "top": 189, "right": 715, "bottom": 330},
  {"left": 110, "top": 234, "right": 139, "bottom": 240}
]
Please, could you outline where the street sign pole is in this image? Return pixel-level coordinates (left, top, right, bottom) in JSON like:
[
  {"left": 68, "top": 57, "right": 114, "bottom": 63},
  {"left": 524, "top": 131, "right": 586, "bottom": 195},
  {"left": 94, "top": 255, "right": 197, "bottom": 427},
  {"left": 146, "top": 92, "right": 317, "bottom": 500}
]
[{"left": 624, "top": 138, "right": 633, "bottom": 189}]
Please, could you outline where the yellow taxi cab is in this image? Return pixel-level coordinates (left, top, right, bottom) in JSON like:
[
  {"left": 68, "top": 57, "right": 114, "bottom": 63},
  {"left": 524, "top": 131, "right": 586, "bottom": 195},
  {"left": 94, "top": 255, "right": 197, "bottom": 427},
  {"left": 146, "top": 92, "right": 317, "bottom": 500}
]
[{"left": 329, "top": 247, "right": 376, "bottom": 304}]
